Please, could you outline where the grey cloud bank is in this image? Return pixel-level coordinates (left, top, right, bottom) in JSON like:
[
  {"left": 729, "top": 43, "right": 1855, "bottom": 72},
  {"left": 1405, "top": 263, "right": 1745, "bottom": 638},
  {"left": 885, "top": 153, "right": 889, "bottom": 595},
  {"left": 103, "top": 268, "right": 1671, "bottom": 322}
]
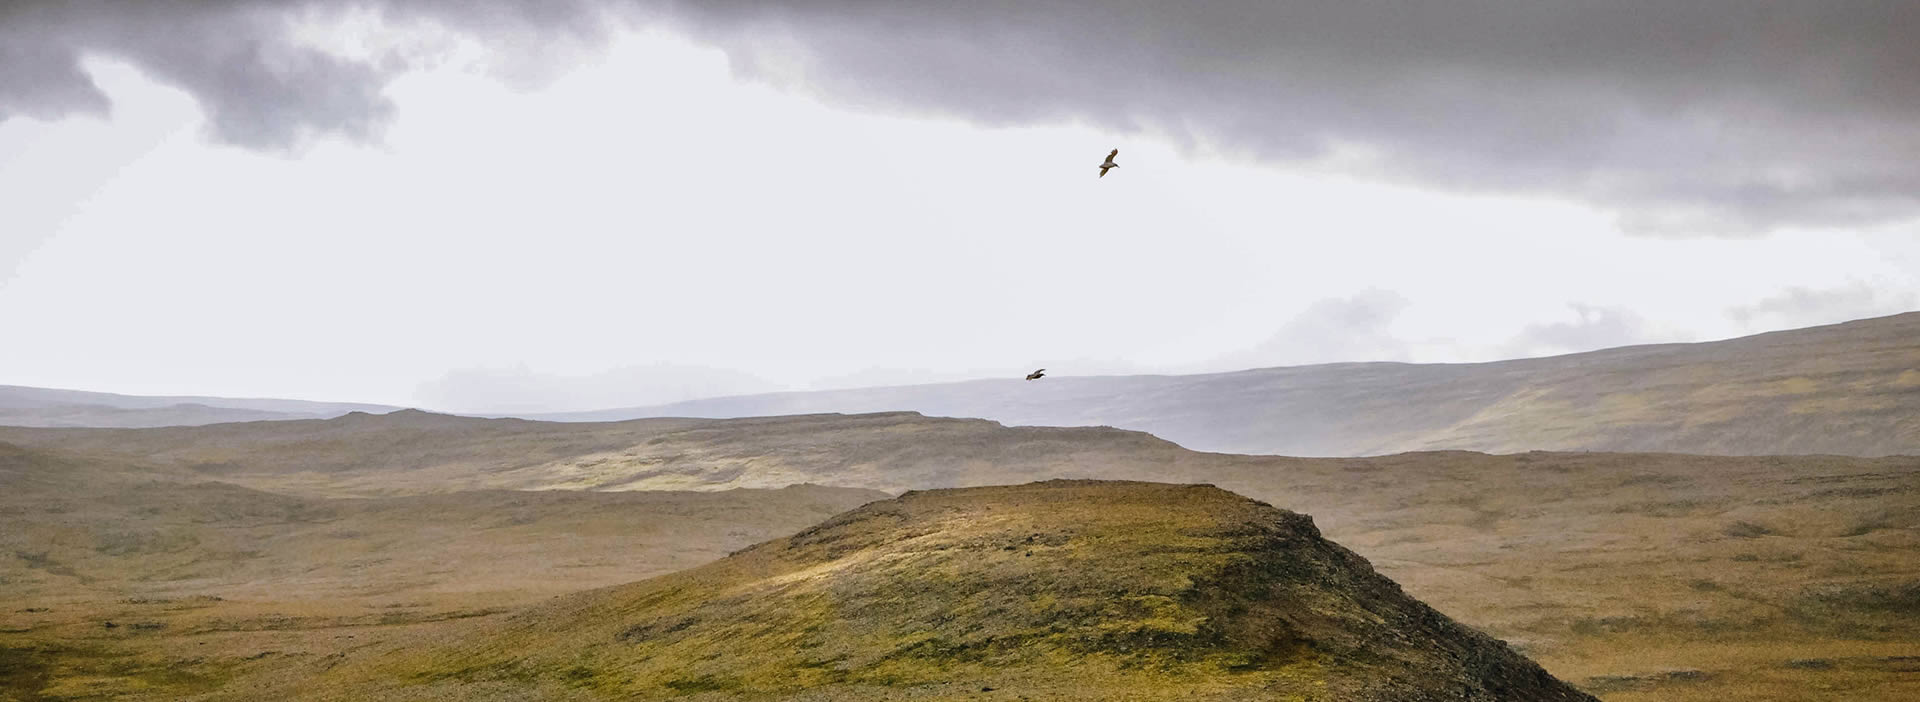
[
  {"left": 0, "top": 0, "right": 612, "bottom": 148},
  {"left": 3, "top": 0, "right": 1917, "bottom": 229},
  {"left": 667, "top": 1, "right": 1920, "bottom": 234},
  {"left": 1, "top": 1, "right": 394, "bottom": 148}
]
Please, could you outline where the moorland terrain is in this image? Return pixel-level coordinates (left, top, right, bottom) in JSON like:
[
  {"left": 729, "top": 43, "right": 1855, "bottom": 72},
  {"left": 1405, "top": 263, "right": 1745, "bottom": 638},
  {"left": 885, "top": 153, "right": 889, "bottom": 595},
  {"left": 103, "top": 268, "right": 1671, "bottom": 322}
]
[{"left": 2, "top": 409, "right": 1915, "bottom": 700}]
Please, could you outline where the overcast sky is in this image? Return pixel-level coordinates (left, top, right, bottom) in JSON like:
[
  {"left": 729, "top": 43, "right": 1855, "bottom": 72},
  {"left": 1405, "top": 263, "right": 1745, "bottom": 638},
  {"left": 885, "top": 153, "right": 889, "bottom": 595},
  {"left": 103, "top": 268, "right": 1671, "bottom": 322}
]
[{"left": 2, "top": 1, "right": 1916, "bottom": 412}]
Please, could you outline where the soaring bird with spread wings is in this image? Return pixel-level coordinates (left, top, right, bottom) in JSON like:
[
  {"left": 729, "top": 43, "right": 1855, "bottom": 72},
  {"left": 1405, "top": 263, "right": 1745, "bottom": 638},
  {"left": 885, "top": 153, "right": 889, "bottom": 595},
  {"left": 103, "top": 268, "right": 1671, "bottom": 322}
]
[
  {"left": 1025, "top": 368, "right": 1046, "bottom": 381},
  {"left": 1098, "top": 149, "right": 1119, "bottom": 178}
]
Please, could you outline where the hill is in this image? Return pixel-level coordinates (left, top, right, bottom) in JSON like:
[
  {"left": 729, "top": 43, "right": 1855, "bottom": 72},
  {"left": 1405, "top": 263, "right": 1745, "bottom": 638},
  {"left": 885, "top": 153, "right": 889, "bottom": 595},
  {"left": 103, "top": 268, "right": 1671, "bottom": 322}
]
[
  {"left": 542, "top": 312, "right": 1920, "bottom": 457},
  {"left": 0, "top": 410, "right": 1167, "bottom": 497},
  {"left": 252, "top": 481, "right": 1595, "bottom": 701},
  {"left": 8, "top": 313, "right": 1913, "bottom": 456},
  {"left": 0, "top": 385, "right": 398, "bottom": 428}
]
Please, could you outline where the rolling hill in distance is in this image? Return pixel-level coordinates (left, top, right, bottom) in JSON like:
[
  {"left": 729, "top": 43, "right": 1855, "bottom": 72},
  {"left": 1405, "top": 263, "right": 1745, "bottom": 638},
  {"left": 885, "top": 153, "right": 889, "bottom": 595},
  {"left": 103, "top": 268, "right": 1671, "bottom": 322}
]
[
  {"left": 4, "top": 313, "right": 1914, "bottom": 457},
  {"left": 0, "top": 385, "right": 399, "bottom": 428},
  {"left": 536, "top": 312, "right": 1920, "bottom": 457}
]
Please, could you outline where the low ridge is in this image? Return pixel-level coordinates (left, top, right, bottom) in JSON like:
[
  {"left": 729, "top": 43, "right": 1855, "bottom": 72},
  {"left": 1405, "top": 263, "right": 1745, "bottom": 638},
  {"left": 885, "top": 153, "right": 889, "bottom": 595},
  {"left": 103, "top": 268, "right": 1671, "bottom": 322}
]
[
  {"left": 567, "top": 311, "right": 1920, "bottom": 457},
  {"left": 276, "top": 481, "right": 1594, "bottom": 701}
]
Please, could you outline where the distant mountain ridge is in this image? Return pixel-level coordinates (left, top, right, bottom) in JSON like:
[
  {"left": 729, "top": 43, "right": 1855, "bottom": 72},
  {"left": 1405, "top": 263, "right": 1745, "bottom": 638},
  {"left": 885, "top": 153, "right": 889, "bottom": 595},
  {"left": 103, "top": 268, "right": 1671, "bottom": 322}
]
[
  {"left": 0, "top": 385, "right": 399, "bottom": 428},
  {"left": 532, "top": 312, "right": 1920, "bottom": 457},
  {"left": 5, "top": 313, "right": 1914, "bottom": 455}
]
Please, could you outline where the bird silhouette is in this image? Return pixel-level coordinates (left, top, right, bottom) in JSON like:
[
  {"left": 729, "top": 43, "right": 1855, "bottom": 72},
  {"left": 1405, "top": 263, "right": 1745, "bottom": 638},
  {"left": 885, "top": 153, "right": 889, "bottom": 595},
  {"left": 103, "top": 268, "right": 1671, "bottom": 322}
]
[
  {"left": 1098, "top": 149, "right": 1119, "bottom": 178},
  {"left": 1026, "top": 369, "right": 1046, "bottom": 381}
]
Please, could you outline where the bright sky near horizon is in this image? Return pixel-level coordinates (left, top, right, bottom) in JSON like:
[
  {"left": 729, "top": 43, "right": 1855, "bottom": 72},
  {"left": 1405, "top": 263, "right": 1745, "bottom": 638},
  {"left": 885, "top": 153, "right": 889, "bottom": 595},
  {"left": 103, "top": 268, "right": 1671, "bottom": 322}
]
[{"left": 2, "top": 5, "right": 1916, "bottom": 412}]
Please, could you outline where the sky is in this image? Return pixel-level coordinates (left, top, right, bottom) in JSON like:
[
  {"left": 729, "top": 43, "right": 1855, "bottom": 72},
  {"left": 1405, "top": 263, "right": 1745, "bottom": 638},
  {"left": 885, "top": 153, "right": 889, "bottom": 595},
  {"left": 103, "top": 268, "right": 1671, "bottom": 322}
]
[{"left": 1, "top": 1, "right": 1916, "bottom": 412}]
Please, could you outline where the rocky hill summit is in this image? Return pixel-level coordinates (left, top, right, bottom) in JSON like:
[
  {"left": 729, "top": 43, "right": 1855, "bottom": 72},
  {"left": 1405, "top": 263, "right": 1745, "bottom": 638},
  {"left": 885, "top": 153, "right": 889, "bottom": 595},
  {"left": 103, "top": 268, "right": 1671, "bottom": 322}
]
[{"left": 284, "top": 480, "right": 1594, "bottom": 701}]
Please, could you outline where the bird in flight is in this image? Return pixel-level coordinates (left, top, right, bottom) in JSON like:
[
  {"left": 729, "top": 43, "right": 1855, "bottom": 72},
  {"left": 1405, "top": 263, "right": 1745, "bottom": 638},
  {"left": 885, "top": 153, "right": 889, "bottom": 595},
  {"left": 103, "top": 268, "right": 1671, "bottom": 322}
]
[
  {"left": 1026, "top": 368, "right": 1046, "bottom": 381},
  {"left": 1098, "top": 149, "right": 1119, "bottom": 178}
]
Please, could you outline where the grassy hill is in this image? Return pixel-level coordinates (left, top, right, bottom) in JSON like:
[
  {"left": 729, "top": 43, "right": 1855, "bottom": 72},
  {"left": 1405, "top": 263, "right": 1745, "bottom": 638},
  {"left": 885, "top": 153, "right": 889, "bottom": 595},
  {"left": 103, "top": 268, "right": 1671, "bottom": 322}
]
[
  {"left": 547, "top": 312, "right": 1920, "bottom": 457},
  {"left": 248, "top": 481, "right": 1595, "bottom": 701}
]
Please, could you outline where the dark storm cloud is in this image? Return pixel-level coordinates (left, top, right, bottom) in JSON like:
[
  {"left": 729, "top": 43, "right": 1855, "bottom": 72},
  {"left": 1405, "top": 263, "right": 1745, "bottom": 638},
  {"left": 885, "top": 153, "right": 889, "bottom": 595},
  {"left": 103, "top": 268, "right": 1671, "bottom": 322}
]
[
  {"left": 5, "top": 1, "right": 1917, "bottom": 231},
  {"left": 657, "top": 1, "right": 1920, "bottom": 234},
  {"left": 0, "top": 1, "right": 396, "bottom": 148},
  {"left": 0, "top": 0, "right": 611, "bottom": 149},
  {"left": 0, "top": 42, "right": 111, "bottom": 120}
]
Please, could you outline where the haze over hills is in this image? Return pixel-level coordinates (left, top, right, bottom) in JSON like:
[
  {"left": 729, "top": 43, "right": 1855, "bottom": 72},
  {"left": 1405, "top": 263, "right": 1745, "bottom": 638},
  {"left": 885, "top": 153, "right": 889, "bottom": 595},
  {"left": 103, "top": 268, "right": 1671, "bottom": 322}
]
[
  {"left": 268, "top": 481, "right": 1595, "bottom": 701},
  {"left": 537, "top": 312, "right": 1920, "bottom": 457},
  {"left": 6, "top": 314, "right": 1913, "bottom": 458},
  {"left": 0, "top": 385, "right": 398, "bottom": 428}
]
